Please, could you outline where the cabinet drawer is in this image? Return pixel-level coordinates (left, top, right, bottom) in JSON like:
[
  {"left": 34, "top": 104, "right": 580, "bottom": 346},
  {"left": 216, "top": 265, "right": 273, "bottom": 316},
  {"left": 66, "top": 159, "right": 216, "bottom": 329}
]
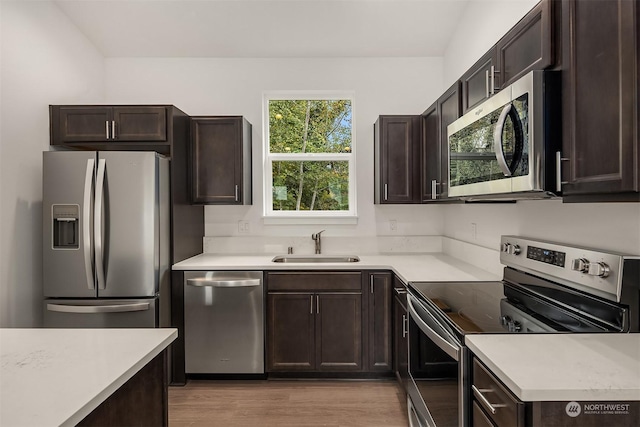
[
  {"left": 267, "top": 272, "right": 362, "bottom": 291},
  {"left": 473, "top": 359, "right": 524, "bottom": 427}
]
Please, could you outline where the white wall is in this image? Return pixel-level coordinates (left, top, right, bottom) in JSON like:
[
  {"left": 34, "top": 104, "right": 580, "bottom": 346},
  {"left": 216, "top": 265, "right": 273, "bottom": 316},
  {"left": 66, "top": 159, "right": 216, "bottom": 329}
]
[
  {"left": 104, "top": 57, "right": 446, "bottom": 239},
  {"left": 441, "top": 0, "right": 640, "bottom": 255},
  {"left": 0, "top": 1, "right": 104, "bottom": 327},
  {"left": 442, "top": 0, "right": 539, "bottom": 88}
]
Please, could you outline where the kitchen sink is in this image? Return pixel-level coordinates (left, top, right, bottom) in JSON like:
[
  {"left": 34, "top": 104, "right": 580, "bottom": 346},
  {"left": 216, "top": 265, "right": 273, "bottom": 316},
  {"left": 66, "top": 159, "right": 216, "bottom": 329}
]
[{"left": 271, "top": 255, "right": 360, "bottom": 263}]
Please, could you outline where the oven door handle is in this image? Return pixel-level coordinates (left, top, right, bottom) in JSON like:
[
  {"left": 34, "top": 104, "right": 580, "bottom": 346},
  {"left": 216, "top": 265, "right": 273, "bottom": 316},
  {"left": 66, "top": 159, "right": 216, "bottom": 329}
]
[{"left": 407, "top": 295, "right": 460, "bottom": 361}]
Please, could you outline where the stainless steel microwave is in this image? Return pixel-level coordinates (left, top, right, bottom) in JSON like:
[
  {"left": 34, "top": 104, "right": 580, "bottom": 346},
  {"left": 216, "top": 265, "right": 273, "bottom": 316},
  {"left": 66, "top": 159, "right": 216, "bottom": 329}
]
[{"left": 447, "top": 70, "right": 561, "bottom": 199}]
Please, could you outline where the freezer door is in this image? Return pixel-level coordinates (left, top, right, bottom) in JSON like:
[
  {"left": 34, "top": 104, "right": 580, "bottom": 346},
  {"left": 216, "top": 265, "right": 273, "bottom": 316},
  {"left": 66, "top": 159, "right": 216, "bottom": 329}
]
[
  {"left": 43, "top": 151, "right": 98, "bottom": 298},
  {"left": 96, "top": 152, "right": 166, "bottom": 297},
  {"left": 44, "top": 298, "right": 157, "bottom": 328}
]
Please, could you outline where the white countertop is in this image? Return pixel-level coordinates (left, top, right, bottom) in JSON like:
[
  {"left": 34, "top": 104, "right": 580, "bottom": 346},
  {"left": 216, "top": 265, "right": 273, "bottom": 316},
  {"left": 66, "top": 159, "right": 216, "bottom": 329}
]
[
  {"left": 172, "top": 253, "right": 500, "bottom": 283},
  {"left": 466, "top": 334, "right": 640, "bottom": 402},
  {"left": 0, "top": 328, "right": 177, "bottom": 427}
]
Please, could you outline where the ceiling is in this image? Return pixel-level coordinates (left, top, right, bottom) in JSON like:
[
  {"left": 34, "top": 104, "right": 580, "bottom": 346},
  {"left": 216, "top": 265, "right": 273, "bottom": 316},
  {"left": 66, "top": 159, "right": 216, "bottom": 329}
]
[{"left": 54, "top": 0, "right": 472, "bottom": 58}]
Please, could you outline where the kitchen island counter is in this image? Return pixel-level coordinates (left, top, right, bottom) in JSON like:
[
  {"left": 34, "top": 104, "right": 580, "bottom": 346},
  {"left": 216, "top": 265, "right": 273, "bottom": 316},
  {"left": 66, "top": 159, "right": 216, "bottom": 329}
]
[
  {"left": 0, "top": 328, "right": 177, "bottom": 426},
  {"left": 172, "top": 252, "right": 500, "bottom": 284},
  {"left": 466, "top": 334, "right": 640, "bottom": 402}
]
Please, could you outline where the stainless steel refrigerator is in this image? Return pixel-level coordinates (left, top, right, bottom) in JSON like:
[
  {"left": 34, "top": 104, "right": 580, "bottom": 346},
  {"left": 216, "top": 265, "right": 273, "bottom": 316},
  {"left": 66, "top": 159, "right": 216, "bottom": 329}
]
[{"left": 43, "top": 151, "right": 170, "bottom": 328}]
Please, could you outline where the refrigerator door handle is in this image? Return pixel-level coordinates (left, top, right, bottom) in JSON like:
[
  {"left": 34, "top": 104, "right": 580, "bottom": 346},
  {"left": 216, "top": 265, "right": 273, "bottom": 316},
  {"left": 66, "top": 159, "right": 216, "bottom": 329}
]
[
  {"left": 46, "top": 302, "right": 150, "bottom": 313},
  {"left": 83, "top": 159, "right": 95, "bottom": 290},
  {"left": 95, "top": 158, "right": 107, "bottom": 290}
]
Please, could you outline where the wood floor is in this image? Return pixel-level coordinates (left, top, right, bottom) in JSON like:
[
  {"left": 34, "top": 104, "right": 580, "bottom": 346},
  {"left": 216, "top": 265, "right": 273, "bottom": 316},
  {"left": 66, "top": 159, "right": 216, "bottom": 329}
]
[{"left": 168, "top": 380, "right": 409, "bottom": 426}]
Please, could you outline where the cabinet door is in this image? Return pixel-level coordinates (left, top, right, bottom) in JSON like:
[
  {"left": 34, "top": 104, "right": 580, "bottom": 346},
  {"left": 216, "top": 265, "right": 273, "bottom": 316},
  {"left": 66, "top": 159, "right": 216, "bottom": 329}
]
[
  {"left": 375, "top": 116, "right": 421, "bottom": 204},
  {"left": 54, "top": 106, "right": 112, "bottom": 142},
  {"left": 191, "top": 117, "right": 245, "bottom": 204},
  {"left": 461, "top": 50, "right": 498, "bottom": 113},
  {"left": 368, "top": 273, "right": 392, "bottom": 372},
  {"left": 421, "top": 103, "right": 439, "bottom": 201},
  {"left": 316, "top": 293, "right": 363, "bottom": 371},
  {"left": 496, "top": 0, "right": 554, "bottom": 88},
  {"left": 267, "top": 293, "right": 315, "bottom": 371},
  {"left": 561, "top": 0, "right": 639, "bottom": 200},
  {"left": 437, "top": 82, "right": 462, "bottom": 200},
  {"left": 112, "top": 106, "right": 167, "bottom": 141}
]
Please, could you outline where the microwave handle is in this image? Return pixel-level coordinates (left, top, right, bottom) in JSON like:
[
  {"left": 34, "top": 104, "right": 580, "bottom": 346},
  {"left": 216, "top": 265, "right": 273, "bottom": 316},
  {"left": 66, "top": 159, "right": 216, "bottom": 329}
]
[
  {"left": 494, "top": 104, "right": 513, "bottom": 177},
  {"left": 493, "top": 103, "right": 524, "bottom": 177}
]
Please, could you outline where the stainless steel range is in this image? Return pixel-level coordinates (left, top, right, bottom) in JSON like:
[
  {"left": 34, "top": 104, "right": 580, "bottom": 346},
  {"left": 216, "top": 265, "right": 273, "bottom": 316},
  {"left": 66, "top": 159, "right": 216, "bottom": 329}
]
[{"left": 405, "top": 236, "right": 640, "bottom": 427}]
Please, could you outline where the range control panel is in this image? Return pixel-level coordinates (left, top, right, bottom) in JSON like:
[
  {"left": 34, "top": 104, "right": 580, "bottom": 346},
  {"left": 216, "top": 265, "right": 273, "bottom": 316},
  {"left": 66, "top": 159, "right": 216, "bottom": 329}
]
[
  {"left": 526, "top": 246, "right": 566, "bottom": 267},
  {"left": 499, "top": 235, "right": 627, "bottom": 303}
]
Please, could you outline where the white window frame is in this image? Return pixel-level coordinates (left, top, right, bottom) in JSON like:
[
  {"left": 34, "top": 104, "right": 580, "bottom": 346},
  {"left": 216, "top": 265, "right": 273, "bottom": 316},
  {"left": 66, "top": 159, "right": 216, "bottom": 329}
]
[{"left": 262, "top": 91, "right": 357, "bottom": 222}]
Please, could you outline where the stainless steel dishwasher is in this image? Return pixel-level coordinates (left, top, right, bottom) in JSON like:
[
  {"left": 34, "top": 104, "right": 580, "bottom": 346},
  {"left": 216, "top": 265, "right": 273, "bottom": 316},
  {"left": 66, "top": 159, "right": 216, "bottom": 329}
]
[{"left": 184, "top": 271, "right": 264, "bottom": 374}]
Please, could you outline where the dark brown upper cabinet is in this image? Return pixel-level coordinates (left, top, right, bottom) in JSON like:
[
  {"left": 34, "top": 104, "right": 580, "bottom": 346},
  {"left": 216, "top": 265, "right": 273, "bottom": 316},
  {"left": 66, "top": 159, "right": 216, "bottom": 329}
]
[
  {"left": 461, "top": 50, "right": 498, "bottom": 113},
  {"left": 421, "top": 103, "right": 439, "bottom": 201},
  {"left": 560, "top": 0, "right": 639, "bottom": 202},
  {"left": 50, "top": 106, "right": 168, "bottom": 143},
  {"left": 374, "top": 115, "right": 421, "bottom": 204},
  {"left": 190, "top": 116, "right": 252, "bottom": 205},
  {"left": 461, "top": 0, "right": 555, "bottom": 114},
  {"left": 496, "top": 0, "right": 554, "bottom": 88},
  {"left": 422, "top": 83, "right": 462, "bottom": 202}
]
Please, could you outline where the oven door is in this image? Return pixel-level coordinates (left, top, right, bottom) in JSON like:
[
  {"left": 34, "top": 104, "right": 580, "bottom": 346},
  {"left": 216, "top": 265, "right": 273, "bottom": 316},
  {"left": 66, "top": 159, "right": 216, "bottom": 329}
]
[{"left": 407, "top": 293, "right": 464, "bottom": 427}]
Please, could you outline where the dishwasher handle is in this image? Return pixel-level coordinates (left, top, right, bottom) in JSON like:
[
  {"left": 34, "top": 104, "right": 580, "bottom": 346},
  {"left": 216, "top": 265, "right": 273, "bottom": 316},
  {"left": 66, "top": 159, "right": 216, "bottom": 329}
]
[{"left": 186, "top": 277, "right": 261, "bottom": 288}]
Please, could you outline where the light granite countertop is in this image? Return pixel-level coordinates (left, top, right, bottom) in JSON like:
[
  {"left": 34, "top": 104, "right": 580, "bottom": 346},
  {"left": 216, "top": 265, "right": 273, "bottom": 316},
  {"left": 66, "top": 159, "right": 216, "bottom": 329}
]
[
  {"left": 0, "top": 328, "right": 177, "bottom": 427},
  {"left": 172, "top": 253, "right": 501, "bottom": 284},
  {"left": 466, "top": 334, "right": 640, "bottom": 402}
]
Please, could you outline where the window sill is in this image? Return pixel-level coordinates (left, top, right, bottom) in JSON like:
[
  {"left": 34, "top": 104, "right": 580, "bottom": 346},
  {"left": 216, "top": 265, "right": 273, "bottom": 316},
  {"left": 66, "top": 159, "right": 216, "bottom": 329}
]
[{"left": 263, "top": 216, "right": 358, "bottom": 225}]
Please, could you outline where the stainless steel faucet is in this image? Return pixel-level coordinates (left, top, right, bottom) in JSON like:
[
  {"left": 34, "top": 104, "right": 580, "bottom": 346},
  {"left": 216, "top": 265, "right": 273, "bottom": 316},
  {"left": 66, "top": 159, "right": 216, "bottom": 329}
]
[{"left": 311, "top": 230, "right": 325, "bottom": 254}]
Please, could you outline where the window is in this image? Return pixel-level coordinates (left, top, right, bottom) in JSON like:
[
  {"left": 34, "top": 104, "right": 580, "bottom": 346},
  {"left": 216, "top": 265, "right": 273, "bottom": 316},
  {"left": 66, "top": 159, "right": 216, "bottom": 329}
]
[{"left": 263, "top": 92, "right": 356, "bottom": 219}]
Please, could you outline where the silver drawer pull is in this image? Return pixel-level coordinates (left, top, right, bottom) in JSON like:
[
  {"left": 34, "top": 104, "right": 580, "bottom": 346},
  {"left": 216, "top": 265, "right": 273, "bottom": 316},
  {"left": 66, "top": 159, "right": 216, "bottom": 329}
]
[
  {"left": 472, "top": 385, "right": 508, "bottom": 415},
  {"left": 394, "top": 287, "right": 407, "bottom": 296}
]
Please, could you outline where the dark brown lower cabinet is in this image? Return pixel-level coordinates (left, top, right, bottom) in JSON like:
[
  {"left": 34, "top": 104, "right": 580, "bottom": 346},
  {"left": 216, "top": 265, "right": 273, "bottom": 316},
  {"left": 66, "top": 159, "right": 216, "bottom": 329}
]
[
  {"left": 316, "top": 293, "right": 363, "bottom": 371},
  {"left": 367, "top": 272, "right": 392, "bottom": 372},
  {"left": 267, "top": 293, "right": 315, "bottom": 371},
  {"left": 79, "top": 351, "right": 167, "bottom": 426},
  {"left": 267, "top": 291, "right": 362, "bottom": 372}
]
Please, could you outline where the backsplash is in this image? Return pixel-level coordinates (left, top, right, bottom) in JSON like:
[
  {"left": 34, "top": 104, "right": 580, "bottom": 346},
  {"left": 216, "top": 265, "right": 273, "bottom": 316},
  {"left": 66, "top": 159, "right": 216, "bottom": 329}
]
[
  {"left": 203, "top": 235, "right": 443, "bottom": 255},
  {"left": 202, "top": 235, "right": 503, "bottom": 277}
]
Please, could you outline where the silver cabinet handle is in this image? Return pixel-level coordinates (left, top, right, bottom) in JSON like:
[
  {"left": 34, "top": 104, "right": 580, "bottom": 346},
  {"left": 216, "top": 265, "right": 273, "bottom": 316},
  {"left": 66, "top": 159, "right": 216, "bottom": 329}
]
[
  {"left": 235, "top": 184, "right": 239, "bottom": 202},
  {"left": 316, "top": 295, "right": 320, "bottom": 314},
  {"left": 485, "top": 70, "right": 490, "bottom": 99},
  {"left": 490, "top": 65, "right": 496, "bottom": 95},
  {"left": 310, "top": 295, "right": 313, "bottom": 314},
  {"left": 47, "top": 302, "right": 150, "bottom": 314},
  {"left": 384, "top": 183, "right": 388, "bottom": 201},
  {"left": 105, "top": 121, "right": 110, "bottom": 139},
  {"left": 94, "top": 158, "right": 106, "bottom": 290},
  {"left": 555, "top": 151, "right": 569, "bottom": 192},
  {"left": 402, "top": 314, "right": 408, "bottom": 338},
  {"left": 111, "top": 120, "right": 116, "bottom": 139},
  {"left": 83, "top": 159, "right": 95, "bottom": 290},
  {"left": 394, "top": 287, "right": 407, "bottom": 296},
  {"left": 370, "top": 276, "right": 374, "bottom": 294},
  {"left": 186, "top": 278, "right": 261, "bottom": 288},
  {"left": 431, "top": 179, "right": 437, "bottom": 200},
  {"left": 472, "top": 385, "right": 507, "bottom": 415}
]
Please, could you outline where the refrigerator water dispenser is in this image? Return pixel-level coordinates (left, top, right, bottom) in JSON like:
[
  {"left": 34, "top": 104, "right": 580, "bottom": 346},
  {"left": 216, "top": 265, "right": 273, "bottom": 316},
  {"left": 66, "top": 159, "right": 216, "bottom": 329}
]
[{"left": 52, "top": 204, "right": 79, "bottom": 249}]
